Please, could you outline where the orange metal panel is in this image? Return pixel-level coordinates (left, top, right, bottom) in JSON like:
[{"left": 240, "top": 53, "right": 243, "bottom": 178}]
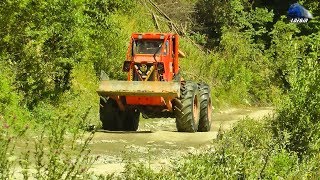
[
  {"left": 173, "top": 35, "right": 179, "bottom": 74},
  {"left": 133, "top": 55, "right": 159, "bottom": 62},
  {"left": 126, "top": 96, "right": 164, "bottom": 106},
  {"left": 131, "top": 33, "right": 172, "bottom": 40}
]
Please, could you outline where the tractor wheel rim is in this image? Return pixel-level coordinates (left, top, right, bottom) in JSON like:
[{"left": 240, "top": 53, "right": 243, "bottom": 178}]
[
  {"left": 208, "top": 98, "right": 212, "bottom": 125},
  {"left": 193, "top": 95, "right": 199, "bottom": 125}
]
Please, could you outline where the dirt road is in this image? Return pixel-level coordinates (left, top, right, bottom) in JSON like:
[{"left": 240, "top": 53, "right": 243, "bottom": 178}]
[{"left": 89, "top": 107, "right": 273, "bottom": 175}]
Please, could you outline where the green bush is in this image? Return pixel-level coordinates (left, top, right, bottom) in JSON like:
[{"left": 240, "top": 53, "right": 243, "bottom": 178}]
[
  {"left": 0, "top": 61, "right": 31, "bottom": 129},
  {"left": 0, "top": 96, "right": 97, "bottom": 179},
  {"left": 0, "top": 0, "right": 136, "bottom": 108},
  {"left": 114, "top": 118, "right": 320, "bottom": 179},
  {"left": 169, "top": 119, "right": 274, "bottom": 179},
  {"left": 272, "top": 32, "right": 320, "bottom": 157}
]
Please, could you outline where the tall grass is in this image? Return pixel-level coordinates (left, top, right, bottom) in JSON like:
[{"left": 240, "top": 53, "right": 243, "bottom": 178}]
[
  {"left": 105, "top": 118, "right": 320, "bottom": 179},
  {"left": 0, "top": 109, "right": 97, "bottom": 179}
]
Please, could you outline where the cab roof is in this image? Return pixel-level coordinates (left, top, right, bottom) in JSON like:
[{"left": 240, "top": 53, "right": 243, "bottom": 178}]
[{"left": 131, "top": 33, "right": 178, "bottom": 40}]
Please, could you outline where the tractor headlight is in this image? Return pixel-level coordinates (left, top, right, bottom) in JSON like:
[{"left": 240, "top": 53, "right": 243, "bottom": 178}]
[
  {"left": 157, "top": 62, "right": 165, "bottom": 74},
  {"left": 122, "top": 61, "right": 131, "bottom": 72}
]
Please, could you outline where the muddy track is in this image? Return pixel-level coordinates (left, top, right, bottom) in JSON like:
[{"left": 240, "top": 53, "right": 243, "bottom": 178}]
[{"left": 89, "top": 107, "right": 273, "bottom": 175}]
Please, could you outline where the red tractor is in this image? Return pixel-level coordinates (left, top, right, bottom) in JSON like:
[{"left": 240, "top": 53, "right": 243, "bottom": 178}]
[{"left": 97, "top": 33, "right": 212, "bottom": 132}]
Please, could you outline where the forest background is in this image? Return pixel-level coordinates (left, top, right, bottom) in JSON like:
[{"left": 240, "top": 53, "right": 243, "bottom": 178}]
[{"left": 0, "top": 0, "right": 319, "bottom": 179}]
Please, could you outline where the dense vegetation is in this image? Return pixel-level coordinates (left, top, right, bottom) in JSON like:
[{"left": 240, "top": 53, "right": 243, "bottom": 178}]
[{"left": 0, "top": 0, "right": 319, "bottom": 179}]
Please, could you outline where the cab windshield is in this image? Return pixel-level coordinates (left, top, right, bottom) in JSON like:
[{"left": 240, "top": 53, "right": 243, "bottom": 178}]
[{"left": 133, "top": 40, "right": 163, "bottom": 54}]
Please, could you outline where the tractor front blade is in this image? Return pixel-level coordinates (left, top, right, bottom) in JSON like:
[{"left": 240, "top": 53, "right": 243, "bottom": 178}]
[{"left": 97, "top": 81, "right": 180, "bottom": 98}]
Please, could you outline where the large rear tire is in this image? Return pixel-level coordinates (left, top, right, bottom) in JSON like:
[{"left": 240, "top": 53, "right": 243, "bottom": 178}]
[
  {"left": 100, "top": 97, "right": 120, "bottom": 130},
  {"left": 198, "top": 83, "right": 212, "bottom": 132},
  {"left": 124, "top": 109, "right": 140, "bottom": 131},
  {"left": 100, "top": 97, "right": 140, "bottom": 131},
  {"left": 174, "top": 81, "right": 200, "bottom": 132}
]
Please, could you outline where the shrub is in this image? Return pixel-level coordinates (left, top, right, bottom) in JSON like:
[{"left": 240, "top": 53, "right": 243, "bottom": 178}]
[
  {"left": 272, "top": 33, "right": 320, "bottom": 157},
  {"left": 114, "top": 117, "right": 320, "bottom": 179},
  {"left": 0, "top": 117, "right": 28, "bottom": 179},
  {"left": 0, "top": 103, "right": 97, "bottom": 179}
]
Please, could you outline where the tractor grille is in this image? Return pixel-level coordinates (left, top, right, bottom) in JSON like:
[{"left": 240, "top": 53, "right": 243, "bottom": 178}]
[{"left": 133, "top": 63, "right": 157, "bottom": 81}]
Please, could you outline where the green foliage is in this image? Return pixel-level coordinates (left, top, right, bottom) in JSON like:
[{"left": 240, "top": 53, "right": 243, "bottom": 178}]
[
  {"left": 28, "top": 62, "right": 100, "bottom": 128},
  {"left": 0, "top": 118, "right": 27, "bottom": 179},
  {"left": 273, "top": 32, "right": 320, "bottom": 156},
  {"left": 185, "top": 28, "right": 274, "bottom": 106},
  {"left": 171, "top": 119, "right": 276, "bottom": 179},
  {"left": 178, "top": 38, "right": 207, "bottom": 81},
  {"left": 0, "top": 64, "right": 20, "bottom": 116},
  {"left": 186, "top": 0, "right": 276, "bottom": 106},
  {"left": 119, "top": 160, "right": 176, "bottom": 180},
  {"left": 0, "top": 61, "right": 31, "bottom": 129},
  {"left": 29, "top": 122, "right": 96, "bottom": 179},
  {"left": 0, "top": 0, "right": 135, "bottom": 108},
  {"left": 268, "top": 19, "right": 300, "bottom": 91},
  {"left": 0, "top": 94, "right": 96, "bottom": 179},
  {"left": 115, "top": 118, "right": 320, "bottom": 179},
  {"left": 194, "top": 0, "right": 273, "bottom": 47}
]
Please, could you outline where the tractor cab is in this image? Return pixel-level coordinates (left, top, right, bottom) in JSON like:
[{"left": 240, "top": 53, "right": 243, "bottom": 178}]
[{"left": 123, "top": 33, "right": 180, "bottom": 82}]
